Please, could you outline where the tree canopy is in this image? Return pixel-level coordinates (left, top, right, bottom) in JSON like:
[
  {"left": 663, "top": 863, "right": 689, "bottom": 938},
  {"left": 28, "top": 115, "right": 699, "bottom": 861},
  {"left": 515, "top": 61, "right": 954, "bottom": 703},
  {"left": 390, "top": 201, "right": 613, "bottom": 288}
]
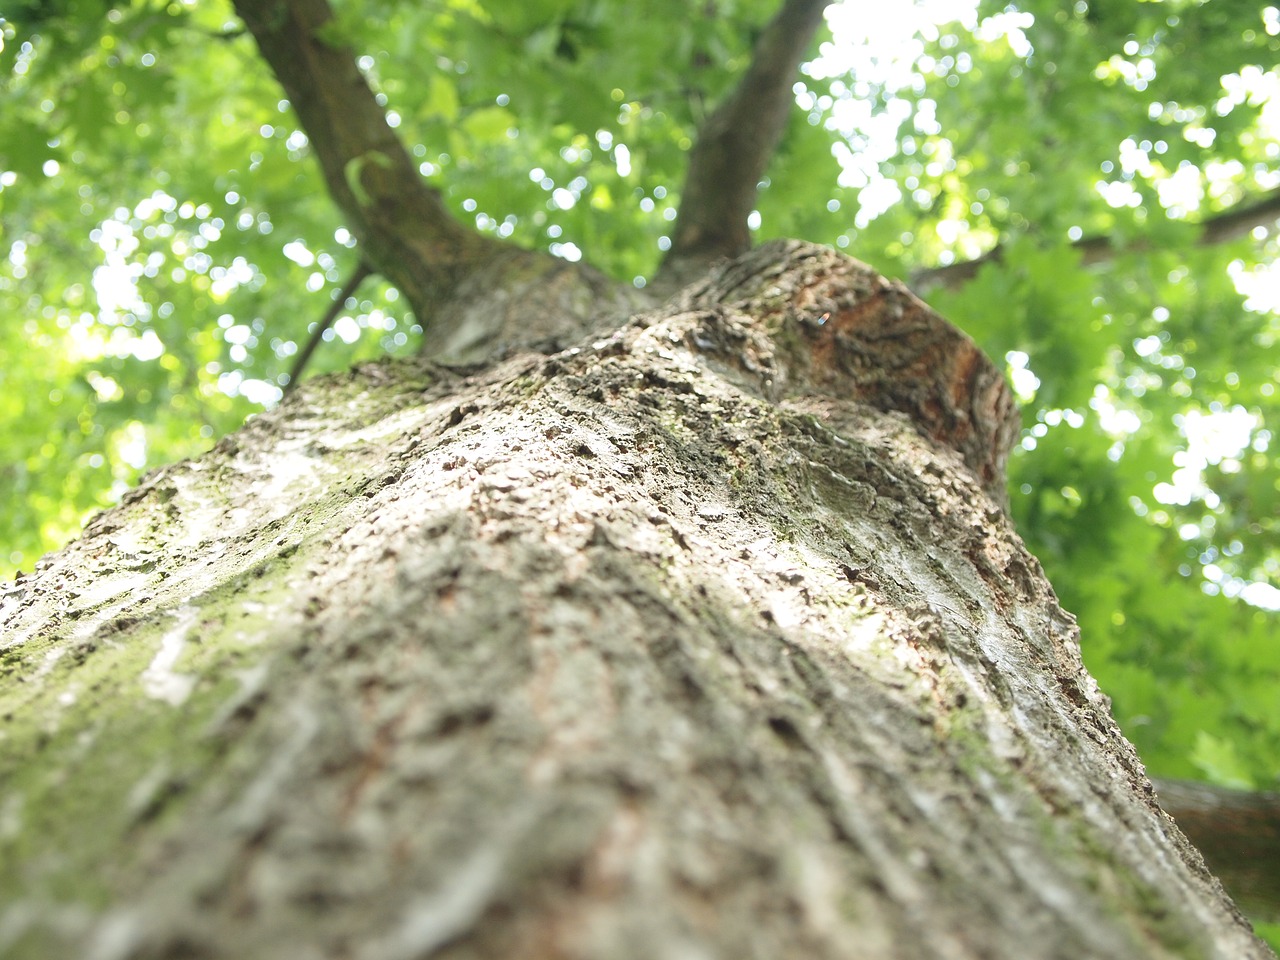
[{"left": 1, "top": 0, "right": 1277, "bottom": 830}]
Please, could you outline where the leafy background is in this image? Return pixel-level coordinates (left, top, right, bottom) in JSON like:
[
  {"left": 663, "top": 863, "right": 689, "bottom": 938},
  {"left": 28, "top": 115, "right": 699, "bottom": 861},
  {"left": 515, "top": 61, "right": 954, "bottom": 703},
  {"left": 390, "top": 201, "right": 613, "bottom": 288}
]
[{"left": 2, "top": 0, "right": 1277, "bottom": 905}]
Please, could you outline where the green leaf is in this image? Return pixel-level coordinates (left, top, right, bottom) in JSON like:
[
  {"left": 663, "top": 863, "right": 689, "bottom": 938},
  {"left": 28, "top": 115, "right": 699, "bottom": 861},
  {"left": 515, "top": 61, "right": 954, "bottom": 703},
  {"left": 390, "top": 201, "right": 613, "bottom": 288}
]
[
  {"left": 1191, "top": 731, "right": 1256, "bottom": 790},
  {"left": 460, "top": 105, "right": 516, "bottom": 142}
]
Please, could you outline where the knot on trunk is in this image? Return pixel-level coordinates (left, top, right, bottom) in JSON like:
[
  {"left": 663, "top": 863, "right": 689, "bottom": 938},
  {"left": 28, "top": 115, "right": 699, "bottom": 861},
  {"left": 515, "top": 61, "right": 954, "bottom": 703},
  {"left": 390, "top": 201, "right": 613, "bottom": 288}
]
[{"left": 677, "top": 239, "right": 1021, "bottom": 500}]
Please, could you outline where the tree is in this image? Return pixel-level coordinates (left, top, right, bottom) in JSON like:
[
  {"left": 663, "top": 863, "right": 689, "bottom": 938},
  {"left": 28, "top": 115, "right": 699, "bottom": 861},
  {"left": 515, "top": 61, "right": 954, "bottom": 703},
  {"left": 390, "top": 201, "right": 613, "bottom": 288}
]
[{"left": 0, "top": 0, "right": 1277, "bottom": 956}]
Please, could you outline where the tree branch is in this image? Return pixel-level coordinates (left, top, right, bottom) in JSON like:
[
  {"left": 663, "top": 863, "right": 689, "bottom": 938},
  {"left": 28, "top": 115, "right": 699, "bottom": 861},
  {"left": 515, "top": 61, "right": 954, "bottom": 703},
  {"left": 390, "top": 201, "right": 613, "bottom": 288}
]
[
  {"left": 1154, "top": 777, "right": 1280, "bottom": 923},
  {"left": 231, "top": 0, "right": 497, "bottom": 321},
  {"left": 284, "top": 260, "right": 373, "bottom": 394},
  {"left": 910, "top": 186, "right": 1280, "bottom": 295},
  {"left": 656, "top": 0, "right": 829, "bottom": 288}
]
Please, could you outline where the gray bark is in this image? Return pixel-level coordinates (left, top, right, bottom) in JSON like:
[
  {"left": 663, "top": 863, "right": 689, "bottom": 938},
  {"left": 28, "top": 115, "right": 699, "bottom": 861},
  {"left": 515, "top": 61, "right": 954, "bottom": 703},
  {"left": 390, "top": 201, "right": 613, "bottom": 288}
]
[{"left": 0, "top": 242, "right": 1271, "bottom": 959}]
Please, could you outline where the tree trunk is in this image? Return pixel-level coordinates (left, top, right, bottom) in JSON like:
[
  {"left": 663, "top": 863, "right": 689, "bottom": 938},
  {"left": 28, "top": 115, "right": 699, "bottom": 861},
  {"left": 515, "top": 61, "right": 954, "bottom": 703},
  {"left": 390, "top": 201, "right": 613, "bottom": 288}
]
[{"left": 0, "top": 241, "right": 1270, "bottom": 960}]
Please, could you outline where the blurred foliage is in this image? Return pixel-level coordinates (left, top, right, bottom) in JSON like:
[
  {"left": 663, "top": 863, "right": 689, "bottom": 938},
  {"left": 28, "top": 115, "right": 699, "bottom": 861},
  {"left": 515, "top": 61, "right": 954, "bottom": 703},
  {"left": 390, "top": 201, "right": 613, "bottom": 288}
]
[{"left": 0, "top": 0, "right": 1276, "bottom": 806}]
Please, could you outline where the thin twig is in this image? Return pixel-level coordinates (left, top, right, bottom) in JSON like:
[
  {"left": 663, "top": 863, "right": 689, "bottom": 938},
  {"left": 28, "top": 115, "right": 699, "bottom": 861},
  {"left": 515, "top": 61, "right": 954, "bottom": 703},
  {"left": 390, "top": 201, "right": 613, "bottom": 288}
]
[{"left": 285, "top": 260, "right": 374, "bottom": 394}]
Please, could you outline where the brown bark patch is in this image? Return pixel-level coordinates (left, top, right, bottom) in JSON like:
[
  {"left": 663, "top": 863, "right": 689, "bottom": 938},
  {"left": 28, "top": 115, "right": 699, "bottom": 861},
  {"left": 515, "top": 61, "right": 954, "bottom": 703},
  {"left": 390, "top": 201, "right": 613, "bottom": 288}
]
[{"left": 677, "top": 240, "right": 1021, "bottom": 500}]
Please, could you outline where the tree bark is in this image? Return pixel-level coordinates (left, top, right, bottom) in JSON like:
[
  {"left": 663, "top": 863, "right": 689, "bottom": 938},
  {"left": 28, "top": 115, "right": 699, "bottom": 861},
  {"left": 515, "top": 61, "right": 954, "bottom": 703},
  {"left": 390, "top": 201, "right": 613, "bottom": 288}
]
[
  {"left": 0, "top": 241, "right": 1271, "bottom": 959},
  {"left": 1, "top": 1, "right": 1274, "bottom": 956}
]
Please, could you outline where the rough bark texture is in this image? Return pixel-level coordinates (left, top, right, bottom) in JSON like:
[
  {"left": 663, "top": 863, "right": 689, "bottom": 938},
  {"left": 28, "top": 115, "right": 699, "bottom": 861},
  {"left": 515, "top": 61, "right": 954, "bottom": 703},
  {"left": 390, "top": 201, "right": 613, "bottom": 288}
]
[{"left": 0, "top": 242, "right": 1270, "bottom": 959}]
